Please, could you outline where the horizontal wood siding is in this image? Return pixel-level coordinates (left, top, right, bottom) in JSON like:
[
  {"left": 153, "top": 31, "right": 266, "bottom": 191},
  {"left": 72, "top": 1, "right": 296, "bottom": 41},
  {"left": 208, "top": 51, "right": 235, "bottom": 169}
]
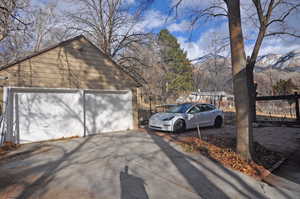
[{"left": 0, "top": 38, "right": 137, "bottom": 90}]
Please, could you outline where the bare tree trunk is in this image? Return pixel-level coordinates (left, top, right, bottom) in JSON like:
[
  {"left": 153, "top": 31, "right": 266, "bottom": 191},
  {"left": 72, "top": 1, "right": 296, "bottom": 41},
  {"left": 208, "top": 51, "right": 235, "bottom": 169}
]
[{"left": 226, "top": 0, "right": 253, "bottom": 160}]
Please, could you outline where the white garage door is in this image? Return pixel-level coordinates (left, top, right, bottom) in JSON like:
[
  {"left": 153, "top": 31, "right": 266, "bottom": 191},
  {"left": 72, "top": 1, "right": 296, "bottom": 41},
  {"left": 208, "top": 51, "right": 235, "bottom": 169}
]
[
  {"left": 5, "top": 88, "right": 133, "bottom": 144},
  {"left": 15, "top": 91, "right": 84, "bottom": 143},
  {"left": 85, "top": 91, "right": 133, "bottom": 135}
]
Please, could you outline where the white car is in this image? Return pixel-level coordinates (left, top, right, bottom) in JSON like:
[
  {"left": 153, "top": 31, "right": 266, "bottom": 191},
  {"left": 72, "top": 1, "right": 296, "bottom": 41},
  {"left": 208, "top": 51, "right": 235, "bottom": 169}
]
[{"left": 149, "top": 103, "right": 224, "bottom": 133}]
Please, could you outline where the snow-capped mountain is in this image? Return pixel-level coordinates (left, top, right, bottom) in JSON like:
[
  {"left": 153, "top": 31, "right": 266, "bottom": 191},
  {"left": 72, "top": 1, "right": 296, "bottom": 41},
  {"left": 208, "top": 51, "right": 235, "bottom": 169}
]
[
  {"left": 255, "top": 50, "right": 300, "bottom": 72},
  {"left": 255, "top": 54, "right": 281, "bottom": 68},
  {"left": 192, "top": 54, "right": 227, "bottom": 64},
  {"left": 192, "top": 50, "right": 300, "bottom": 94},
  {"left": 194, "top": 49, "right": 300, "bottom": 73}
]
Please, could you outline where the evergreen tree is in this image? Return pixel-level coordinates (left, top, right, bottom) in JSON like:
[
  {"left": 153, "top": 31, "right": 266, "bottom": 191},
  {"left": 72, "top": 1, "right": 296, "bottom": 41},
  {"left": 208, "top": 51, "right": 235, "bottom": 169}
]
[{"left": 158, "top": 29, "right": 194, "bottom": 96}]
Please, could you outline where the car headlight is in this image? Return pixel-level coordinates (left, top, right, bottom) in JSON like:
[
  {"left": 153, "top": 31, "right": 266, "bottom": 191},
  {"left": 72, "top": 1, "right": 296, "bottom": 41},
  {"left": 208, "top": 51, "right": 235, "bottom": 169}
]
[{"left": 162, "top": 116, "right": 175, "bottom": 121}]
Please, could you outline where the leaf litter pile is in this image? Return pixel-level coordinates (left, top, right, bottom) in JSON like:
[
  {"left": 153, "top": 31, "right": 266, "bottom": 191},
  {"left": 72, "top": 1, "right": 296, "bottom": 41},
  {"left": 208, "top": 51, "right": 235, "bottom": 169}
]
[
  {"left": 0, "top": 136, "right": 79, "bottom": 159},
  {"left": 0, "top": 142, "right": 20, "bottom": 155},
  {"left": 151, "top": 131, "right": 284, "bottom": 179}
]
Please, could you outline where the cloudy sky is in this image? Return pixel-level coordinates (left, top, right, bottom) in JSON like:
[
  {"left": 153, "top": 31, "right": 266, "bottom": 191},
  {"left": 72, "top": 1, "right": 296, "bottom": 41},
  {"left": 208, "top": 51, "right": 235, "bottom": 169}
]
[{"left": 33, "top": 0, "right": 300, "bottom": 60}]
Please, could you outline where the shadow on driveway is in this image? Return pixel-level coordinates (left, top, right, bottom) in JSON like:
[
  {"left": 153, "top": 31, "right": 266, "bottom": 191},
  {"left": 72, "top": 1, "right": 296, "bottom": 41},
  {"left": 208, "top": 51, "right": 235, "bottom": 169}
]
[
  {"left": 147, "top": 131, "right": 292, "bottom": 199},
  {"left": 120, "top": 165, "right": 149, "bottom": 199}
]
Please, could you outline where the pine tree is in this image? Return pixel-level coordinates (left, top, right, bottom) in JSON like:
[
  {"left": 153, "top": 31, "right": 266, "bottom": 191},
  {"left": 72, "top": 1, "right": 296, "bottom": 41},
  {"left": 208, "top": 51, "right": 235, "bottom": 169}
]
[{"left": 158, "top": 29, "right": 193, "bottom": 97}]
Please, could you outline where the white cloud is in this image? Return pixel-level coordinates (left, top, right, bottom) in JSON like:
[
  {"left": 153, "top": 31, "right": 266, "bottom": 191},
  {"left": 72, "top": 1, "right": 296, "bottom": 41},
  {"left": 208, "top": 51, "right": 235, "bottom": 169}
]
[
  {"left": 253, "top": 37, "right": 300, "bottom": 55},
  {"left": 177, "top": 37, "right": 206, "bottom": 60},
  {"left": 167, "top": 20, "right": 191, "bottom": 32},
  {"left": 134, "top": 10, "right": 167, "bottom": 32},
  {"left": 177, "top": 22, "right": 230, "bottom": 60},
  {"left": 260, "top": 44, "right": 300, "bottom": 55},
  {"left": 124, "top": 0, "right": 135, "bottom": 5},
  {"left": 170, "top": 0, "right": 213, "bottom": 9}
]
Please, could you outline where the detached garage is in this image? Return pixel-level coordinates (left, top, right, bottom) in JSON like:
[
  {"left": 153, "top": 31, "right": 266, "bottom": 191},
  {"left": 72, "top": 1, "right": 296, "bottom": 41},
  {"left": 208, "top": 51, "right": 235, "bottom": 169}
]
[{"left": 0, "top": 35, "right": 141, "bottom": 144}]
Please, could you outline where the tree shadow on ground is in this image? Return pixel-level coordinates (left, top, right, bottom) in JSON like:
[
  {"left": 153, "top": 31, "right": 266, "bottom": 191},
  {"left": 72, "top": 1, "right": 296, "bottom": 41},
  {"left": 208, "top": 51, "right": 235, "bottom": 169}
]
[
  {"left": 264, "top": 144, "right": 300, "bottom": 191},
  {"left": 2, "top": 136, "right": 94, "bottom": 199},
  {"left": 0, "top": 132, "right": 158, "bottom": 199},
  {"left": 0, "top": 143, "right": 53, "bottom": 162},
  {"left": 147, "top": 130, "right": 293, "bottom": 199}
]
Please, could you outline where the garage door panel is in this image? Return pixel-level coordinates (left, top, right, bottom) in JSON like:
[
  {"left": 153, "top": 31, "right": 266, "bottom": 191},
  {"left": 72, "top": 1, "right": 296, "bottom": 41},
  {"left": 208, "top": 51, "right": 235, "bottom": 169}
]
[
  {"left": 85, "top": 91, "right": 133, "bottom": 134},
  {"left": 6, "top": 88, "right": 134, "bottom": 144},
  {"left": 16, "top": 92, "right": 84, "bottom": 143}
]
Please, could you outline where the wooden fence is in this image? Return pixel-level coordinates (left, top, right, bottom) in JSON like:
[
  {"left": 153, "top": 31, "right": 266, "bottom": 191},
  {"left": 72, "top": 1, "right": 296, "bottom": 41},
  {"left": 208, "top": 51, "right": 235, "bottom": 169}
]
[{"left": 255, "top": 92, "right": 300, "bottom": 124}]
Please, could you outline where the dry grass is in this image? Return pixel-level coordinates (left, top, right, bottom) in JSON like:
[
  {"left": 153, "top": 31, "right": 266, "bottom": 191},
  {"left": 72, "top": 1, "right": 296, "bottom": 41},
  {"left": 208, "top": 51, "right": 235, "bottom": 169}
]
[{"left": 33, "top": 136, "right": 80, "bottom": 143}]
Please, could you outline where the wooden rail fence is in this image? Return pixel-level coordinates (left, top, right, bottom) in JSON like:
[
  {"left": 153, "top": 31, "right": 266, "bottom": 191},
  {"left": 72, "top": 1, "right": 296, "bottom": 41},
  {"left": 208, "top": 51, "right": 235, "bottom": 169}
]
[{"left": 255, "top": 92, "right": 300, "bottom": 124}]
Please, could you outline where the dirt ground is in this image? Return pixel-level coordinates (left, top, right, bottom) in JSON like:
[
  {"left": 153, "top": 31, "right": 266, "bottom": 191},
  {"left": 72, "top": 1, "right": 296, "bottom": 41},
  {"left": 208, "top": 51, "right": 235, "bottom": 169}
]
[{"left": 182, "top": 125, "right": 300, "bottom": 156}]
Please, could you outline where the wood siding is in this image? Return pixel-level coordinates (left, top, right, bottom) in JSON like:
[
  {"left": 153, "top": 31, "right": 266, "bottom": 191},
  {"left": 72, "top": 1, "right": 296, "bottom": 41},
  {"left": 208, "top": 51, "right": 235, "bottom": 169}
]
[{"left": 0, "top": 38, "right": 138, "bottom": 89}]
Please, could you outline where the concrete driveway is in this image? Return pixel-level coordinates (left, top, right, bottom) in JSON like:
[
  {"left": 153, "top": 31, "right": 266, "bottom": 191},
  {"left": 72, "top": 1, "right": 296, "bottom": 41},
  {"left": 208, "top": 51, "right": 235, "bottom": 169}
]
[{"left": 0, "top": 131, "right": 299, "bottom": 199}]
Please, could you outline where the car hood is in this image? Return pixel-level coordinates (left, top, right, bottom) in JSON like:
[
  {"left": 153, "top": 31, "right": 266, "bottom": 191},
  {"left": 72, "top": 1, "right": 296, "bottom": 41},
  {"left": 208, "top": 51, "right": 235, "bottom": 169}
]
[{"left": 150, "top": 112, "right": 181, "bottom": 120}]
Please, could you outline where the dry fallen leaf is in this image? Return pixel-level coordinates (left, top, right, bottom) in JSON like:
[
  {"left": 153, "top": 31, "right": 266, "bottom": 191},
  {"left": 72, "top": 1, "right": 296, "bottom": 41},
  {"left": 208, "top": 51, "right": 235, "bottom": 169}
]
[{"left": 149, "top": 131, "right": 284, "bottom": 179}]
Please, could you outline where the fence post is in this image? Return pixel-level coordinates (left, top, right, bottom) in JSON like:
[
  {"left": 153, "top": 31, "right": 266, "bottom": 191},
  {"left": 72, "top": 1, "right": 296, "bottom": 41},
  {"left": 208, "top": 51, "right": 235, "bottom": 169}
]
[
  {"left": 254, "top": 91, "right": 258, "bottom": 122},
  {"left": 295, "top": 92, "right": 300, "bottom": 123},
  {"left": 253, "top": 83, "right": 258, "bottom": 122}
]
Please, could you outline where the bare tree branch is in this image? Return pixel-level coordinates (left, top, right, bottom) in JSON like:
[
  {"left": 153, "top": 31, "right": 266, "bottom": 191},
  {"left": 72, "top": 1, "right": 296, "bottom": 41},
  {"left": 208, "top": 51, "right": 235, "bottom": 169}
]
[
  {"left": 252, "top": 0, "right": 264, "bottom": 25},
  {"left": 267, "top": 3, "right": 300, "bottom": 27},
  {"left": 248, "top": 0, "right": 275, "bottom": 70},
  {"left": 265, "top": 31, "right": 300, "bottom": 37},
  {"left": 0, "top": 0, "right": 29, "bottom": 42}
]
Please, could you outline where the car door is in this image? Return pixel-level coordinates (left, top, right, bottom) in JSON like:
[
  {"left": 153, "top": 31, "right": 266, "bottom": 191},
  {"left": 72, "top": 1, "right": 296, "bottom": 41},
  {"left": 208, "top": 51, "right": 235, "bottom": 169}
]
[
  {"left": 186, "top": 105, "right": 201, "bottom": 129},
  {"left": 205, "top": 104, "right": 218, "bottom": 124},
  {"left": 196, "top": 104, "right": 211, "bottom": 126}
]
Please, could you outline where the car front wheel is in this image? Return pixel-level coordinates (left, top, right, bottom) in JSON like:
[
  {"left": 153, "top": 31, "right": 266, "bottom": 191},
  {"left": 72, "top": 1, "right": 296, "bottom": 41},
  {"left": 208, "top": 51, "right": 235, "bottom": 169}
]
[{"left": 173, "top": 119, "right": 186, "bottom": 133}]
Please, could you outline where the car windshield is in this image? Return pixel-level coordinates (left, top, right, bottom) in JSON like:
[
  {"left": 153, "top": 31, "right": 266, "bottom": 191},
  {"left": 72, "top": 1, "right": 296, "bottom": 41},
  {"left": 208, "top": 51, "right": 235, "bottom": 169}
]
[{"left": 166, "top": 104, "right": 193, "bottom": 113}]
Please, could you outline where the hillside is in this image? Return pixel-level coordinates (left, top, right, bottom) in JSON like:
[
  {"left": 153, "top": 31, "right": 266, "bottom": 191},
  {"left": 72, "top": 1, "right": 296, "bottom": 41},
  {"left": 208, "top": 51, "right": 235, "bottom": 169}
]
[
  {"left": 193, "top": 50, "right": 300, "bottom": 94},
  {"left": 255, "top": 50, "right": 300, "bottom": 72}
]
